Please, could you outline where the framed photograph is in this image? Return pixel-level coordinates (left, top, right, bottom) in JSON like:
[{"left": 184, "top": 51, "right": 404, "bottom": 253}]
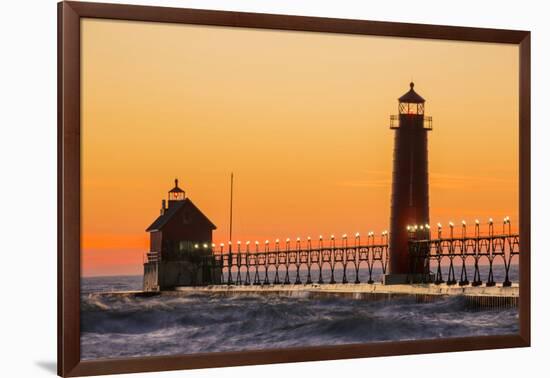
[{"left": 58, "top": 1, "right": 530, "bottom": 376}]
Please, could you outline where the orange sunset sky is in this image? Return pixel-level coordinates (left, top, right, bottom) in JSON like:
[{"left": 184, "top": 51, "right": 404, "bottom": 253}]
[{"left": 81, "top": 19, "right": 519, "bottom": 277}]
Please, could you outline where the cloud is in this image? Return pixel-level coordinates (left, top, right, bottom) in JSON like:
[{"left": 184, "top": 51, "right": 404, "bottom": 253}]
[
  {"left": 430, "top": 173, "right": 516, "bottom": 190},
  {"left": 335, "top": 171, "right": 515, "bottom": 191},
  {"left": 336, "top": 170, "right": 390, "bottom": 188}
]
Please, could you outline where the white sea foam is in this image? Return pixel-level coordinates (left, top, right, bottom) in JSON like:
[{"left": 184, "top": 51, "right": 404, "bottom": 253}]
[{"left": 80, "top": 275, "right": 519, "bottom": 360}]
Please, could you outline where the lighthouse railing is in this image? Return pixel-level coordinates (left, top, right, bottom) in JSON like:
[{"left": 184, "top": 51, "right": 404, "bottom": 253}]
[
  {"left": 423, "top": 116, "right": 433, "bottom": 130},
  {"left": 389, "top": 115, "right": 432, "bottom": 130}
]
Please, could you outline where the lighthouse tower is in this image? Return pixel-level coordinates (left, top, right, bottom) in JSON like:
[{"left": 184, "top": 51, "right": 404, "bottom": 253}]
[{"left": 385, "top": 82, "right": 433, "bottom": 284}]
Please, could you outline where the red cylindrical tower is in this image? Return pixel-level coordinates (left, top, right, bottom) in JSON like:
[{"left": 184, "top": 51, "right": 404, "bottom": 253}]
[{"left": 386, "top": 82, "right": 432, "bottom": 283}]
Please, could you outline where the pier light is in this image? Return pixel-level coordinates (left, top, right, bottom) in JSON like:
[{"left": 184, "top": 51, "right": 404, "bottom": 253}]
[
  {"left": 246, "top": 241, "right": 250, "bottom": 245},
  {"left": 462, "top": 220, "right": 466, "bottom": 226},
  {"left": 255, "top": 241, "right": 259, "bottom": 245},
  {"left": 449, "top": 221, "right": 454, "bottom": 227},
  {"left": 488, "top": 218, "right": 495, "bottom": 237},
  {"left": 297, "top": 237, "right": 301, "bottom": 241},
  {"left": 475, "top": 219, "right": 480, "bottom": 225},
  {"left": 228, "top": 241, "right": 232, "bottom": 245},
  {"left": 503, "top": 216, "right": 510, "bottom": 232},
  {"left": 265, "top": 240, "right": 269, "bottom": 245},
  {"left": 194, "top": 244, "right": 199, "bottom": 249},
  {"left": 237, "top": 241, "right": 241, "bottom": 245},
  {"left": 286, "top": 237, "right": 290, "bottom": 242},
  {"left": 504, "top": 216, "right": 511, "bottom": 234},
  {"left": 437, "top": 222, "right": 442, "bottom": 228},
  {"left": 307, "top": 236, "right": 311, "bottom": 241},
  {"left": 381, "top": 230, "right": 388, "bottom": 244},
  {"left": 275, "top": 238, "right": 280, "bottom": 243},
  {"left": 419, "top": 225, "right": 424, "bottom": 230},
  {"left": 220, "top": 243, "right": 224, "bottom": 248},
  {"left": 355, "top": 232, "right": 360, "bottom": 237},
  {"left": 211, "top": 243, "right": 216, "bottom": 248},
  {"left": 203, "top": 243, "right": 208, "bottom": 248},
  {"left": 414, "top": 225, "right": 418, "bottom": 230},
  {"left": 330, "top": 234, "right": 335, "bottom": 240},
  {"left": 342, "top": 233, "right": 347, "bottom": 239},
  {"left": 319, "top": 235, "right": 323, "bottom": 240},
  {"left": 406, "top": 225, "right": 411, "bottom": 231},
  {"left": 425, "top": 224, "right": 430, "bottom": 229}
]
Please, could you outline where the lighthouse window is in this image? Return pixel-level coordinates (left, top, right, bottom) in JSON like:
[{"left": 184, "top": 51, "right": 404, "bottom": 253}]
[{"left": 399, "top": 102, "right": 424, "bottom": 115}]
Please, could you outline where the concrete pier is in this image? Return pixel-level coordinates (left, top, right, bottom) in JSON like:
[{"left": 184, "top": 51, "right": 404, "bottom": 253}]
[
  {"left": 174, "top": 282, "right": 517, "bottom": 297},
  {"left": 97, "top": 283, "right": 519, "bottom": 310},
  {"left": 173, "top": 283, "right": 519, "bottom": 309}
]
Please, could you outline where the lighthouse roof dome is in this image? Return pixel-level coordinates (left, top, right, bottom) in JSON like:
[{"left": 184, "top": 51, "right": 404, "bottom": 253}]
[
  {"left": 169, "top": 178, "right": 185, "bottom": 193},
  {"left": 398, "top": 82, "right": 425, "bottom": 103}
]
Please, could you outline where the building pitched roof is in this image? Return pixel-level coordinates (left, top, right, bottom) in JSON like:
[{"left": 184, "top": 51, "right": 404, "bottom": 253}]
[
  {"left": 145, "top": 199, "right": 217, "bottom": 232},
  {"left": 398, "top": 82, "right": 425, "bottom": 103}
]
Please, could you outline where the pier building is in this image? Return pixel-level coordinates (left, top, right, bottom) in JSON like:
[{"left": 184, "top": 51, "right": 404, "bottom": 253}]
[{"left": 143, "top": 179, "right": 221, "bottom": 291}]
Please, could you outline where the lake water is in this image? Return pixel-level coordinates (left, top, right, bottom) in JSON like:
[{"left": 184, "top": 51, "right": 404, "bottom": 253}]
[{"left": 81, "top": 266, "right": 519, "bottom": 360}]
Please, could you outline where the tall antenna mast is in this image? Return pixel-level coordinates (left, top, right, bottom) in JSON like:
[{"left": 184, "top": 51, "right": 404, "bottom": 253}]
[{"left": 229, "top": 172, "right": 234, "bottom": 252}]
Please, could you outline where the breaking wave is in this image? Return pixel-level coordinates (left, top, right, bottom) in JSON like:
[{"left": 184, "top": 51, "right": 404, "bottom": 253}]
[{"left": 80, "top": 276, "right": 518, "bottom": 360}]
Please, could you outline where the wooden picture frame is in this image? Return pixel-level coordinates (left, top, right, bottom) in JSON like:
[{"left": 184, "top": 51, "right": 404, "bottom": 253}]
[{"left": 58, "top": 1, "right": 530, "bottom": 376}]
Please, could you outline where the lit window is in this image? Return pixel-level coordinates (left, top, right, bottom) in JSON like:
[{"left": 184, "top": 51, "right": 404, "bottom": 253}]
[{"left": 399, "top": 102, "right": 424, "bottom": 115}]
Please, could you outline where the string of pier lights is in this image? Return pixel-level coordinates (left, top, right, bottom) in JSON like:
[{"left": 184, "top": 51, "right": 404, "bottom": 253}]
[
  {"left": 209, "top": 231, "right": 391, "bottom": 252},
  {"left": 405, "top": 216, "right": 512, "bottom": 239},
  {"left": 196, "top": 219, "right": 512, "bottom": 251}
]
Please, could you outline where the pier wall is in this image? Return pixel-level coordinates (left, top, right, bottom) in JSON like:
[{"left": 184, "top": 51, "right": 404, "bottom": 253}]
[
  {"left": 143, "top": 262, "right": 159, "bottom": 291},
  {"left": 143, "top": 260, "right": 223, "bottom": 291},
  {"left": 173, "top": 283, "right": 519, "bottom": 309}
]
